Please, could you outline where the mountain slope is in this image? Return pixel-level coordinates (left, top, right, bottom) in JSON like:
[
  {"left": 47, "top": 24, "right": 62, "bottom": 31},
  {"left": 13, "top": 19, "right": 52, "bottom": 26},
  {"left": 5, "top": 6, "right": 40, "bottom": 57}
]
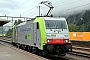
[{"left": 67, "top": 10, "right": 90, "bottom": 32}]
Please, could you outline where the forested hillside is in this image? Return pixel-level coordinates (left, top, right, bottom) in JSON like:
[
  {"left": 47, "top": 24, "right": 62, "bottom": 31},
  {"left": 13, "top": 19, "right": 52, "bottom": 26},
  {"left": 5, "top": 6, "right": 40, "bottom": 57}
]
[{"left": 67, "top": 10, "right": 90, "bottom": 32}]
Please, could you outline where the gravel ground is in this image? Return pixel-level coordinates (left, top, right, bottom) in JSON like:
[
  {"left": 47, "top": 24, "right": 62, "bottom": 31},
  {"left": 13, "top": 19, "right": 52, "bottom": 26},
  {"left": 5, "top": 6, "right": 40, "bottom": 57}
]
[
  {"left": 0, "top": 43, "right": 48, "bottom": 60},
  {"left": 66, "top": 54, "right": 90, "bottom": 60},
  {"left": 0, "top": 38, "right": 90, "bottom": 60}
]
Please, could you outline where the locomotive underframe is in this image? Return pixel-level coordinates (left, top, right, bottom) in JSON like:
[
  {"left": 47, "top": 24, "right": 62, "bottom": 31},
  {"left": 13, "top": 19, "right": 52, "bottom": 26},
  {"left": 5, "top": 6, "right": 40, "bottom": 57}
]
[{"left": 43, "top": 43, "right": 72, "bottom": 55}]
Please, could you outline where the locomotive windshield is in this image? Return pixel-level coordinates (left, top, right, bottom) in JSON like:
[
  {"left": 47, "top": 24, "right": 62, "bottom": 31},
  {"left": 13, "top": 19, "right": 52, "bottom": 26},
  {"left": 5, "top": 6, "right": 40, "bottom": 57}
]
[{"left": 45, "top": 20, "right": 67, "bottom": 29}]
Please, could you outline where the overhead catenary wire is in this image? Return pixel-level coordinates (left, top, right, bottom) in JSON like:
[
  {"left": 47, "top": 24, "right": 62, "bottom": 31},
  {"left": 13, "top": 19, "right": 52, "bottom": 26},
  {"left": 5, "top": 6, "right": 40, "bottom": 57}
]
[
  {"left": 53, "top": 0, "right": 80, "bottom": 16},
  {"left": 20, "top": 2, "right": 45, "bottom": 17},
  {"left": 27, "top": 8, "right": 38, "bottom": 17},
  {"left": 20, "top": 0, "right": 71, "bottom": 17},
  {"left": 20, "top": 6, "right": 37, "bottom": 15},
  {"left": 42, "top": 0, "right": 81, "bottom": 16},
  {"left": 7, "top": 0, "right": 29, "bottom": 15},
  {"left": 54, "top": 0, "right": 81, "bottom": 7},
  {"left": 54, "top": 2, "right": 90, "bottom": 15},
  {"left": 17, "top": 0, "right": 29, "bottom": 8},
  {"left": 6, "top": 0, "right": 89, "bottom": 18},
  {"left": 53, "top": 0, "right": 68, "bottom": 5}
]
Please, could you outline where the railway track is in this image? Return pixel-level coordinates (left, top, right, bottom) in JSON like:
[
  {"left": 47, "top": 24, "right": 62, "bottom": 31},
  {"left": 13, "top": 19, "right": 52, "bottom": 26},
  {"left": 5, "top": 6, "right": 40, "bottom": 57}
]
[
  {"left": 67, "top": 46, "right": 90, "bottom": 58},
  {"left": 72, "top": 46, "right": 90, "bottom": 52},
  {"left": 68, "top": 51, "right": 90, "bottom": 58},
  {"left": 0, "top": 37, "right": 90, "bottom": 60},
  {"left": 0, "top": 39, "right": 70, "bottom": 60}
]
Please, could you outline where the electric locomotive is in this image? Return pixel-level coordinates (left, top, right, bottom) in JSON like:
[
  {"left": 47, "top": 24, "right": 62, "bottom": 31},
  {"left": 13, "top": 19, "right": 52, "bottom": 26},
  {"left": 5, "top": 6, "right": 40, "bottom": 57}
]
[{"left": 12, "top": 17, "right": 72, "bottom": 56}]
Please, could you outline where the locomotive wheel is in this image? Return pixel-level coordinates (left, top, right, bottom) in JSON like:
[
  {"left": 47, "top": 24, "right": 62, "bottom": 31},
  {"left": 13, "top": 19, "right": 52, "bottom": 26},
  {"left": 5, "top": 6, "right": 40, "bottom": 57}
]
[
  {"left": 25, "top": 45, "right": 28, "bottom": 51},
  {"left": 27, "top": 46, "right": 31, "bottom": 52},
  {"left": 32, "top": 47, "right": 37, "bottom": 54},
  {"left": 22, "top": 44, "right": 26, "bottom": 50},
  {"left": 12, "top": 42, "right": 16, "bottom": 46},
  {"left": 16, "top": 43, "right": 20, "bottom": 48},
  {"left": 38, "top": 50, "right": 47, "bottom": 56},
  {"left": 38, "top": 51, "right": 42, "bottom": 56}
]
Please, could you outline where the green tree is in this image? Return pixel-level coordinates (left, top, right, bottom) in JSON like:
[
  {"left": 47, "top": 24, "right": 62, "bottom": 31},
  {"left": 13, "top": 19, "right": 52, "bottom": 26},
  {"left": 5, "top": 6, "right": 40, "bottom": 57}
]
[
  {"left": 14, "top": 20, "right": 18, "bottom": 25},
  {"left": 68, "top": 23, "right": 78, "bottom": 32},
  {"left": 6, "top": 29, "right": 12, "bottom": 37},
  {"left": 17, "top": 19, "right": 23, "bottom": 25},
  {"left": 14, "top": 19, "right": 23, "bottom": 25},
  {"left": 67, "top": 10, "right": 90, "bottom": 32}
]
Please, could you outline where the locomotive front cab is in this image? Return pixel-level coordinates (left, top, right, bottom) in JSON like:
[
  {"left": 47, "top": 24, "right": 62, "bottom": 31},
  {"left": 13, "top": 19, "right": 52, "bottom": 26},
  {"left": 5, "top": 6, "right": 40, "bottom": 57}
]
[{"left": 44, "top": 17, "right": 72, "bottom": 55}]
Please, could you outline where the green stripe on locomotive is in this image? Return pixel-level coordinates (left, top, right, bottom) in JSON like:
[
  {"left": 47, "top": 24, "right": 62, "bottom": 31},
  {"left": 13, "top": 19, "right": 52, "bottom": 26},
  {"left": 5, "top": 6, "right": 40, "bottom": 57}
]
[{"left": 34, "top": 17, "right": 46, "bottom": 50}]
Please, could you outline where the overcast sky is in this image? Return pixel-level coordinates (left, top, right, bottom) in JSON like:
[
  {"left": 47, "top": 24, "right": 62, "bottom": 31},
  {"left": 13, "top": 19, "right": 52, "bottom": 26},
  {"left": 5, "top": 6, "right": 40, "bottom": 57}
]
[
  {"left": 0, "top": 0, "right": 90, "bottom": 17},
  {"left": 1, "top": 0, "right": 90, "bottom": 26}
]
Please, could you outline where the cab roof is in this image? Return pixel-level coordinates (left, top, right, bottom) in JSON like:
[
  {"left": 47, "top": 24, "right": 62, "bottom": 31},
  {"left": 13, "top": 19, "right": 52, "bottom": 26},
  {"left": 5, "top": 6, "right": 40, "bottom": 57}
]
[{"left": 42, "top": 17, "right": 66, "bottom": 20}]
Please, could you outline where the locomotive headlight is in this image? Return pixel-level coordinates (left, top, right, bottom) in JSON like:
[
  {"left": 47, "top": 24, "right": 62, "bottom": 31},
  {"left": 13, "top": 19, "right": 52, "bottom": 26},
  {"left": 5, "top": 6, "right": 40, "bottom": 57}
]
[
  {"left": 64, "top": 39, "right": 69, "bottom": 43},
  {"left": 47, "top": 39, "right": 52, "bottom": 43},
  {"left": 56, "top": 30, "right": 58, "bottom": 33}
]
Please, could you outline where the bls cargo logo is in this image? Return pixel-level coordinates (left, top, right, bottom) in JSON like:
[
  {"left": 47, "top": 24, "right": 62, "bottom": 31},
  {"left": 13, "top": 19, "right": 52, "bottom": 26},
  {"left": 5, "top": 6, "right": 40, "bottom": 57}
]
[
  {"left": 25, "top": 34, "right": 32, "bottom": 40},
  {"left": 20, "top": 27, "right": 31, "bottom": 32}
]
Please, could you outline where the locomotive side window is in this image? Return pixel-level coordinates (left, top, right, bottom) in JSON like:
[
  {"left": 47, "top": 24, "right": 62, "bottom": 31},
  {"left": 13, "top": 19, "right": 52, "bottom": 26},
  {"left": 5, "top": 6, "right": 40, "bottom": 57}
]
[{"left": 37, "top": 22, "right": 39, "bottom": 29}]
